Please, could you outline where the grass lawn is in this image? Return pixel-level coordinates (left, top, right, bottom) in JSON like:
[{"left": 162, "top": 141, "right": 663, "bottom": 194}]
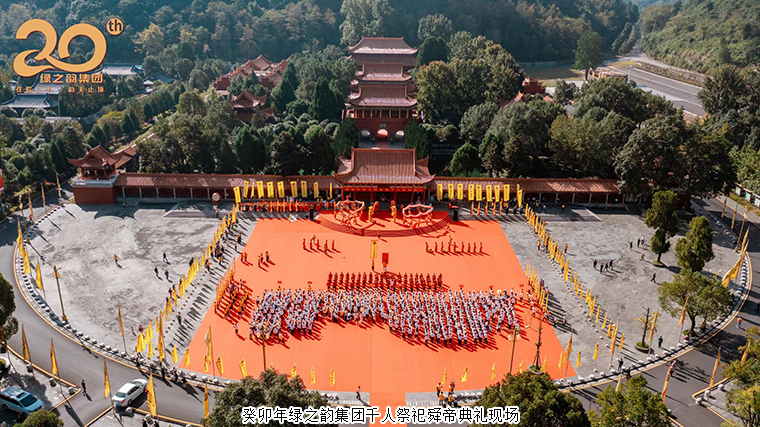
[{"left": 523, "top": 67, "right": 585, "bottom": 86}]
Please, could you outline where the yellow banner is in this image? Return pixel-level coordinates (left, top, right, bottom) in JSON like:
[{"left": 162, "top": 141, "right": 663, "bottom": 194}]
[
  {"left": 243, "top": 181, "right": 249, "bottom": 199},
  {"left": 277, "top": 181, "right": 285, "bottom": 199},
  {"left": 476, "top": 185, "right": 482, "bottom": 201},
  {"left": 486, "top": 185, "right": 492, "bottom": 202},
  {"left": 437, "top": 184, "right": 443, "bottom": 200},
  {"left": 257, "top": 181, "right": 264, "bottom": 198},
  {"left": 505, "top": 184, "right": 510, "bottom": 201},
  {"left": 266, "top": 181, "right": 274, "bottom": 198},
  {"left": 494, "top": 185, "right": 500, "bottom": 202},
  {"left": 301, "top": 181, "right": 308, "bottom": 199},
  {"left": 457, "top": 184, "right": 464, "bottom": 200},
  {"left": 233, "top": 186, "right": 241, "bottom": 204},
  {"left": 290, "top": 181, "right": 298, "bottom": 198},
  {"left": 370, "top": 240, "right": 378, "bottom": 260},
  {"left": 447, "top": 184, "right": 454, "bottom": 200},
  {"left": 468, "top": 184, "right": 474, "bottom": 201},
  {"left": 314, "top": 182, "right": 319, "bottom": 198},
  {"left": 239, "top": 359, "right": 248, "bottom": 378}
]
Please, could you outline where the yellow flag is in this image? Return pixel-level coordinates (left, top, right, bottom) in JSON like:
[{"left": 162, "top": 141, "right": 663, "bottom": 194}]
[
  {"left": 118, "top": 304, "right": 124, "bottom": 339},
  {"left": 678, "top": 297, "right": 688, "bottom": 328},
  {"left": 558, "top": 351, "right": 564, "bottom": 369},
  {"left": 146, "top": 374, "right": 157, "bottom": 416},
  {"left": 649, "top": 309, "right": 658, "bottom": 342},
  {"left": 618, "top": 334, "right": 625, "bottom": 351},
  {"left": 50, "top": 339, "right": 58, "bottom": 376},
  {"left": 233, "top": 186, "right": 241, "bottom": 204},
  {"left": 204, "top": 327, "right": 213, "bottom": 358},
  {"left": 104, "top": 359, "right": 111, "bottom": 399},
  {"left": 204, "top": 354, "right": 209, "bottom": 373},
  {"left": 518, "top": 361, "right": 524, "bottom": 373},
  {"left": 461, "top": 366, "right": 468, "bottom": 382},
  {"left": 184, "top": 348, "right": 190, "bottom": 368},
  {"left": 542, "top": 356, "right": 547, "bottom": 372},
  {"left": 615, "top": 375, "right": 622, "bottom": 392},
  {"left": 148, "top": 340, "right": 154, "bottom": 359},
  {"left": 239, "top": 359, "right": 248, "bottom": 378},
  {"left": 291, "top": 363, "right": 297, "bottom": 378},
  {"left": 136, "top": 332, "right": 144, "bottom": 353},
  {"left": 576, "top": 350, "right": 581, "bottom": 367},
  {"left": 709, "top": 348, "right": 721, "bottom": 388},
  {"left": 491, "top": 363, "right": 496, "bottom": 380},
  {"left": 592, "top": 342, "right": 599, "bottom": 360},
  {"left": 742, "top": 348, "right": 749, "bottom": 363},
  {"left": 171, "top": 345, "right": 179, "bottom": 365},
  {"left": 157, "top": 333, "right": 165, "bottom": 362},
  {"left": 204, "top": 381, "right": 209, "bottom": 418},
  {"left": 329, "top": 368, "right": 335, "bottom": 386},
  {"left": 21, "top": 325, "right": 30, "bottom": 362},
  {"left": 310, "top": 366, "right": 315, "bottom": 384},
  {"left": 216, "top": 356, "right": 224, "bottom": 375},
  {"left": 22, "top": 250, "right": 30, "bottom": 275},
  {"left": 56, "top": 175, "right": 61, "bottom": 199},
  {"left": 35, "top": 261, "right": 43, "bottom": 291},
  {"left": 442, "top": 367, "right": 447, "bottom": 384},
  {"left": 661, "top": 366, "right": 671, "bottom": 402}
]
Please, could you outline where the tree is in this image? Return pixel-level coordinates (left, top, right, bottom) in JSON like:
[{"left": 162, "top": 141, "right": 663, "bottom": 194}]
[
  {"left": 235, "top": 127, "right": 267, "bottom": 174},
  {"left": 333, "top": 118, "right": 358, "bottom": 158},
  {"left": 724, "top": 327, "right": 760, "bottom": 388},
  {"left": 177, "top": 91, "right": 206, "bottom": 116},
  {"left": 589, "top": 375, "right": 670, "bottom": 427},
  {"left": 574, "top": 31, "right": 602, "bottom": 80},
  {"left": 460, "top": 102, "right": 499, "bottom": 144},
  {"left": 675, "top": 216, "right": 714, "bottom": 273},
  {"left": 216, "top": 141, "right": 238, "bottom": 174},
  {"left": 725, "top": 385, "right": 760, "bottom": 427},
  {"left": 480, "top": 133, "right": 505, "bottom": 176},
  {"left": 417, "top": 37, "right": 448, "bottom": 66},
  {"left": 305, "top": 125, "right": 335, "bottom": 174},
  {"left": 309, "top": 77, "right": 341, "bottom": 121},
  {"left": 269, "top": 131, "right": 308, "bottom": 176},
  {"left": 271, "top": 63, "right": 299, "bottom": 113},
  {"left": 615, "top": 115, "right": 687, "bottom": 195},
  {"left": 0, "top": 274, "right": 18, "bottom": 349},
  {"left": 683, "top": 123, "right": 736, "bottom": 198},
  {"left": 698, "top": 65, "right": 746, "bottom": 116},
  {"left": 19, "top": 409, "right": 64, "bottom": 427},
  {"left": 404, "top": 121, "right": 429, "bottom": 160},
  {"left": 553, "top": 79, "right": 578, "bottom": 106},
  {"left": 188, "top": 69, "right": 210, "bottom": 91},
  {"left": 205, "top": 368, "right": 330, "bottom": 427},
  {"left": 339, "top": 0, "right": 392, "bottom": 46},
  {"left": 659, "top": 269, "right": 732, "bottom": 335},
  {"left": 450, "top": 142, "right": 480, "bottom": 177},
  {"left": 418, "top": 14, "right": 453, "bottom": 41},
  {"left": 135, "top": 23, "right": 165, "bottom": 56},
  {"left": 645, "top": 190, "right": 680, "bottom": 263},
  {"left": 477, "top": 372, "right": 590, "bottom": 427}
]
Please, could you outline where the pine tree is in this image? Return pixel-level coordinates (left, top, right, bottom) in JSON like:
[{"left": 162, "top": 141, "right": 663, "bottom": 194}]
[
  {"left": 309, "top": 77, "right": 341, "bottom": 121},
  {"left": 333, "top": 118, "right": 359, "bottom": 158},
  {"left": 305, "top": 125, "right": 335, "bottom": 174},
  {"left": 272, "top": 63, "right": 299, "bottom": 112},
  {"left": 216, "top": 141, "right": 238, "bottom": 174}
]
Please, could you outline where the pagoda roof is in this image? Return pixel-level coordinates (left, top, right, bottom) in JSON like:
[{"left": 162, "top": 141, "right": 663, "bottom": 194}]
[
  {"left": 241, "top": 55, "right": 275, "bottom": 72},
  {"left": 354, "top": 63, "right": 412, "bottom": 82},
  {"left": 2, "top": 94, "right": 58, "bottom": 109},
  {"left": 68, "top": 144, "right": 137, "bottom": 169},
  {"left": 229, "top": 90, "right": 267, "bottom": 109},
  {"left": 348, "top": 85, "right": 417, "bottom": 108},
  {"left": 348, "top": 37, "right": 418, "bottom": 55},
  {"left": 334, "top": 148, "right": 433, "bottom": 185}
]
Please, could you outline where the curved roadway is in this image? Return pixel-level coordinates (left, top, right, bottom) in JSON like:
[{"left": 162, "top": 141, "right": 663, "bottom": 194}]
[
  {"left": 0, "top": 190, "right": 212, "bottom": 426},
  {"left": 0, "top": 193, "right": 756, "bottom": 426}
]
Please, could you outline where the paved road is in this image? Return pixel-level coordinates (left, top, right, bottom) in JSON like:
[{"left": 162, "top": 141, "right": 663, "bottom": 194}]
[
  {"left": 571, "top": 197, "right": 758, "bottom": 426},
  {"left": 0, "top": 190, "right": 213, "bottom": 426},
  {"left": 607, "top": 44, "right": 706, "bottom": 117}
]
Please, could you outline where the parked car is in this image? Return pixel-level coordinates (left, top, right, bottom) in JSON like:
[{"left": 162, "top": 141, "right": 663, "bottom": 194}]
[
  {"left": 0, "top": 387, "right": 42, "bottom": 415},
  {"left": 111, "top": 379, "right": 148, "bottom": 407}
]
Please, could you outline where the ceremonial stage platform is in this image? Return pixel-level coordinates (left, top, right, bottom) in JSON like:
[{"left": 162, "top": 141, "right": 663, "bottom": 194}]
[{"left": 185, "top": 211, "right": 570, "bottom": 409}]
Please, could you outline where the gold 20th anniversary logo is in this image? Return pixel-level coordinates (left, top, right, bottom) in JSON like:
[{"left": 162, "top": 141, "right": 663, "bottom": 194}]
[{"left": 13, "top": 18, "right": 123, "bottom": 78}]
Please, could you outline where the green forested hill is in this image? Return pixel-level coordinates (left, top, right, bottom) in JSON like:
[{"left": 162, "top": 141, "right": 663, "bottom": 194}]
[
  {"left": 640, "top": 0, "right": 760, "bottom": 72},
  {"left": 0, "top": 0, "right": 636, "bottom": 69}
]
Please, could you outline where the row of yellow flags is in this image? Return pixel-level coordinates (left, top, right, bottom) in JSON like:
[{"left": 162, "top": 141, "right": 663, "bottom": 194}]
[
  {"left": 434, "top": 183, "right": 525, "bottom": 207},
  {"left": 233, "top": 180, "right": 333, "bottom": 202}
]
